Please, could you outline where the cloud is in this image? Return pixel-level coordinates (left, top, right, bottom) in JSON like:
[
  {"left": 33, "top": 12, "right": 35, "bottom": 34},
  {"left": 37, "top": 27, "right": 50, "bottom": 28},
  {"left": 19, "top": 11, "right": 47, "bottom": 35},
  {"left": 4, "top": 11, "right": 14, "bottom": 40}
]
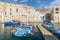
[
  {"left": 36, "top": 0, "right": 43, "bottom": 9},
  {"left": 12, "top": 0, "right": 18, "bottom": 2},
  {"left": 36, "top": 0, "right": 41, "bottom": 4},
  {"left": 11, "top": 0, "right": 18, "bottom": 3},
  {"left": 11, "top": 0, "right": 28, "bottom": 3},
  {"left": 19, "top": 0, "right": 28, "bottom": 3},
  {"left": 49, "top": 0, "right": 60, "bottom": 8}
]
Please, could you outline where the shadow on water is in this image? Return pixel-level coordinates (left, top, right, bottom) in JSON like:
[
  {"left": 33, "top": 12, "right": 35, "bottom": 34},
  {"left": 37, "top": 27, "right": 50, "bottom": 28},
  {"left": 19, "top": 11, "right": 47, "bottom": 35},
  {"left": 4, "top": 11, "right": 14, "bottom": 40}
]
[
  {"left": 0, "top": 23, "right": 44, "bottom": 40},
  {"left": 44, "top": 35, "right": 59, "bottom": 40}
]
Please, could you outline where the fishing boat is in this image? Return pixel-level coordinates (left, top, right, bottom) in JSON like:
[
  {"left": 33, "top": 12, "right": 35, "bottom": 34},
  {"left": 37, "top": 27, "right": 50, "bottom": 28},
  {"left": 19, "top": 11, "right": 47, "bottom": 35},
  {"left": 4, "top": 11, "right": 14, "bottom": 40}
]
[
  {"left": 11, "top": 25, "right": 32, "bottom": 37},
  {"left": 55, "top": 30, "right": 60, "bottom": 37},
  {"left": 50, "top": 28, "right": 60, "bottom": 36},
  {"left": 46, "top": 23, "right": 53, "bottom": 27},
  {"left": 54, "top": 28, "right": 60, "bottom": 37},
  {"left": 42, "top": 22, "right": 53, "bottom": 27},
  {"left": 42, "top": 22, "right": 47, "bottom": 27},
  {"left": 50, "top": 28, "right": 57, "bottom": 33},
  {"left": 4, "top": 21, "right": 20, "bottom": 26}
]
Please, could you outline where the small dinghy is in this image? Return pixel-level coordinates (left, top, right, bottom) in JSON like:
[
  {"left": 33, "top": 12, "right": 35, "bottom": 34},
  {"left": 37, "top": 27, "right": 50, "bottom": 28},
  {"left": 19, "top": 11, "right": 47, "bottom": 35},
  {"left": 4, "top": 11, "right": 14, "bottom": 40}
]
[{"left": 11, "top": 25, "right": 32, "bottom": 37}]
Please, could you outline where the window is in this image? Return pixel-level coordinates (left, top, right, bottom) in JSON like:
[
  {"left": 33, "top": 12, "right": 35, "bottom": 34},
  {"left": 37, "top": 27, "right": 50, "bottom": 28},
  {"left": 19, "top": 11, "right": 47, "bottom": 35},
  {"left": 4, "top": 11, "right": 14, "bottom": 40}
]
[
  {"left": 10, "top": 8, "right": 12, "bottom": 15},
  {"left": 10, "top": 8, "right": 12, "bottom": 11},
  {"left": 28, "top": 11, "right": 30, "bottom": 13},
  {"left": 5, "top": 12, "right": 6, "bottom": 15},
  {"left": 25, "top": 7, "right": 27, "bottom": 8},
  {"left": 56, "top": 12, "right": 59, "bottom": 14},
  {"left": 5, "top": 3, "right": 6, "bottom": 5},
  {"left": 10, "top": 12, "right": 12, "bottom": 15},
  {"left": 16, "top": 9, "right": 18, "bottom": 12},
  {"left": 10, "top": 4, "right": 12, "bottom": 6},
  {"left": 55, "top": 8, "right": 59, "bottom": 11},
  {"left": 58, "top": 16, "right": 59, "bottom": 20},
  {"left": 55, "top": 16, "right": 56, "bottom": 18},
  {"left": 22, "top": 15, "right": 27, "bottom": 18},
  {"left": 5, "top": 16, "right": 7, "bottom": 17},
  {"left": 12, "top": 16, "right": 13, "bottom": 17}
]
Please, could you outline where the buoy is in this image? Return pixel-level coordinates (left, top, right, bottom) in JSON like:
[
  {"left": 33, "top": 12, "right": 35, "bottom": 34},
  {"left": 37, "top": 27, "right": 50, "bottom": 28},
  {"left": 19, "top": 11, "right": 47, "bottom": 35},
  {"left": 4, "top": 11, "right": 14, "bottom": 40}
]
[{"left": 11, "top": 30, "right": 16, "bottom": 33}]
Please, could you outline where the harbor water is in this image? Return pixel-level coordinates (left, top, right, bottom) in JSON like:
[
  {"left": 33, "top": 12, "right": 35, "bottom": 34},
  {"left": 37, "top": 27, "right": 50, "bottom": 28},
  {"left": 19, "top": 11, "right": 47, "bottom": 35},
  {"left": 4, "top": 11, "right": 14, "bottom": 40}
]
[{"left": 0, "top": 24, "right": 44, "bottom": 40}]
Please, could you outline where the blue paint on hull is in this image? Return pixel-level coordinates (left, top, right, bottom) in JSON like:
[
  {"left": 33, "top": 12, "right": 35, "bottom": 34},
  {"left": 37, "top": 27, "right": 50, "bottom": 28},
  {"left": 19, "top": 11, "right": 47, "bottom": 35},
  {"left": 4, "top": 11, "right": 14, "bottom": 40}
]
[
  {"left": 42, "top": 22, "right": 53, "bottom": 27},
  {"left": 12, "top": 26, "right": 32, "bottom": 37},
  {"left": 4, "top": 21, "right": 20, "bottom": 26}
]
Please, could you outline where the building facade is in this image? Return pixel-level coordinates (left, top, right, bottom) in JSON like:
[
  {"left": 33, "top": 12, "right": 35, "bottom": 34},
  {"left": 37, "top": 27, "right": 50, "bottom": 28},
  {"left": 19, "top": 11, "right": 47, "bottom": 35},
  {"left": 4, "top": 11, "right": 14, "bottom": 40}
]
[
  {"left": 38, "top": 7, "right": 51, "bottom": 15},
  {"left": 38, "top": 7, "right": 52, "bottom": 22},
  {"left": 0, "top": 2, "right": 42, "bottom": 23},
  {"left": 52, "top": 6, "right": 60, "bottom": 23}
]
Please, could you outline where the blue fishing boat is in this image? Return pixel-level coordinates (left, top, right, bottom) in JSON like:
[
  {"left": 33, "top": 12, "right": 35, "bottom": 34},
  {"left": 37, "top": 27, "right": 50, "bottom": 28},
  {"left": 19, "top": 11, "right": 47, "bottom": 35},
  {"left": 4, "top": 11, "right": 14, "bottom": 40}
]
[
  {"left": 4, "top": 21, "right": 20, "bottom": 26},
  {"left": 55, "top": 30, "right": 60, "bottom": 37},
  {"left": 42, "top": 22, "right": 47, "bottom": 27},
  {"left": 50, "top": 28, "right": 57, "bottom": 33},
  {"left": 4, "top": 22, "right": 14, "bottom": 26},
  {"left": 46, "top": 23, "right": 53, "bottom": 27},
  {"left": 50, "top": 28, "right": 60, "bottom": 36},
  {"left": 11, "top": 25, "right": 32, "bottom": 37},
  {"left": 54, "top": 28, "right": 60, "bottom": 37},
  {"left": 42, "top": 22, "right": 53, "bottom": 27}
]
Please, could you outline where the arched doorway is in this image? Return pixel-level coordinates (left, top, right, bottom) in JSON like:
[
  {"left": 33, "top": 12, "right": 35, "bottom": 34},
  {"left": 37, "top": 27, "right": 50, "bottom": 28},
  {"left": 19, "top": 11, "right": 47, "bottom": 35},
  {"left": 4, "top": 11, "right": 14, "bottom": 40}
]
[{"left": 46, "top": 13, "right": 51, "bottom": 22}]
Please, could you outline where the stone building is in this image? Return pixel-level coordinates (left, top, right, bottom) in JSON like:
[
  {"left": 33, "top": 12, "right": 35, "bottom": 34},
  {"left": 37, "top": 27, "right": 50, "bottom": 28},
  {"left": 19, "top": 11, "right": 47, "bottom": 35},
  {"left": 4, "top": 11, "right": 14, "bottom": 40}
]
[
  {"left": 38, "top": 7, "right": 51, "bottom": 15},
  {"left": 52, "top": 6, "right": 60, "bottom": 23},
  {"left": 0, "top": 2, "right": 42, "bottom": 23},
  {"left": 38, "top": 7, "right": 52, "bottom": 22}
]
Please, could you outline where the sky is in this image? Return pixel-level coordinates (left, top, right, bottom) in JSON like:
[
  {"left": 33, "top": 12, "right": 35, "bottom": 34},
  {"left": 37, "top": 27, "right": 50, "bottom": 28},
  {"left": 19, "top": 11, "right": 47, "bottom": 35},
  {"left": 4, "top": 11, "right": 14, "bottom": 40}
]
[{"left": 0, "top": 0, "right": 60, "bottom": 9}]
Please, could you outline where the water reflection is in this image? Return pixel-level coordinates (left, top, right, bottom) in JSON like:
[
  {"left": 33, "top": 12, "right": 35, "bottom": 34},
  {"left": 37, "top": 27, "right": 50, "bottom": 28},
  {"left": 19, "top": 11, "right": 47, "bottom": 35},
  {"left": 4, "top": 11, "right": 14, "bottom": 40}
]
[
  {"left": 0, "top": 24, "right": 44, "bottom": 40},
  {"left": 54, "top": 24, "right": 60, "bottom": 28}
]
